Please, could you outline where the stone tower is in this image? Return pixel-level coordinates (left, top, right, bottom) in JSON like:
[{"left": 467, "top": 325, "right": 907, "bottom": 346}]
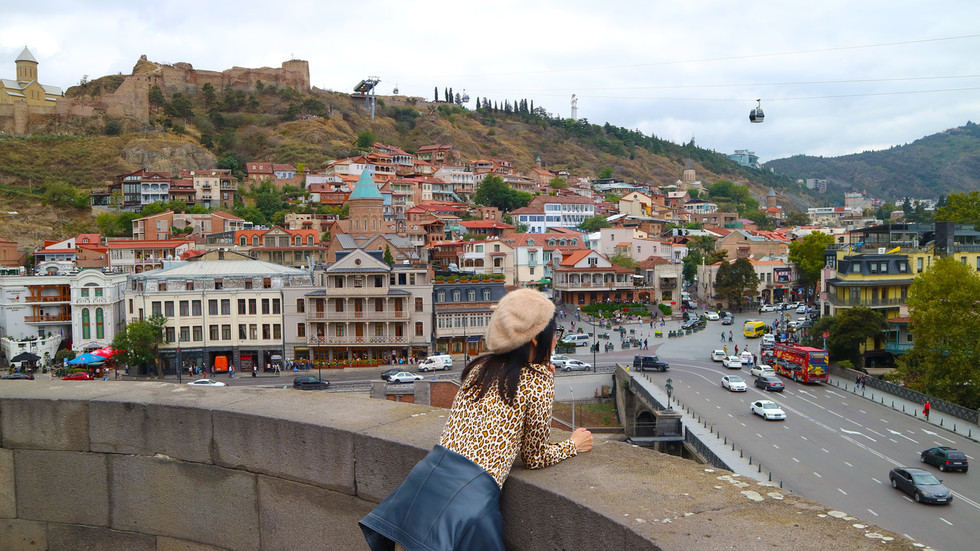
[
  {"left": 348, "top": 171, "right": 384, "bottom": 236},
  {"left": 682, "top": 159, "right": 696, "bottom": 183},
  {"left": 15, "top": 47, "right": 37, "bottom": 82},
  {"left": 767, "top": 187, "right": 777, "bottom": 210}
]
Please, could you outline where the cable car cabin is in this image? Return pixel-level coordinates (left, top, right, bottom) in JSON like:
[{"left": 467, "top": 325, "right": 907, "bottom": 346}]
[{"left": 749, "top": 99, "right": 765, "bottom": 123}]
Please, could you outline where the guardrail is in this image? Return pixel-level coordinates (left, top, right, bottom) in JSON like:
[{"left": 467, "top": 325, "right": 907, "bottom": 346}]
[{"left": 832, "top": 366, "right": 979, "bottom": 425}]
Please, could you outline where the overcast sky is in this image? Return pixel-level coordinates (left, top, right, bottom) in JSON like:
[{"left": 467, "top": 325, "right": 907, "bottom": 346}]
[{"left": 2, "top": 1, "right": 979, "bottom": 163}]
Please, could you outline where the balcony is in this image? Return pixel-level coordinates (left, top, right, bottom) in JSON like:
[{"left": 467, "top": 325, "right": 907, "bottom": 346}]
[
  {"left": 25, "top": 314, "right": 72, "bottom": 323},
  {"left": 883, "top": 342, "right": 913, "bottom": 354},
  {"left": 824, "top": 296, "right": 907, "bottom": 308},
  {"left": 25, "top": 294, "right": 71, "bottom": 303},
  {"left": 307, "top": 335, "right": 409, "bottom": 345},
  {"left": 306, "top": 311, "right": 408, "bottom": 321},
  {"left": 659, "top": 280, "right": 678, "bottom": 289}
]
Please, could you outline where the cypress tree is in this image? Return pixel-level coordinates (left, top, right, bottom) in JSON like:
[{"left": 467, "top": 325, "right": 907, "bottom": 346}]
[
  {"left": 434, "top": 87, "right": 438, "bottom": 101},
  {"left": 449, "top": 88, "right": 454, "bottom": 104},
  {"left": 530, "top": 100, "right": 534, "bottom": 114},
  {"left": 445, "top": 88, "right": 449, "bottom": 103}
]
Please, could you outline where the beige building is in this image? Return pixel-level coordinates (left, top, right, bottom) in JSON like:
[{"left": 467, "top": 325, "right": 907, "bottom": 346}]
[
  {"left": 459, "top": 238, "right": 516, "bottom": 285},
  {"left": 0, "top": 47, "right": 63, "bottom": 107},
  {"left": 715, "top": 230, "right": 789, "bottom": 260}
]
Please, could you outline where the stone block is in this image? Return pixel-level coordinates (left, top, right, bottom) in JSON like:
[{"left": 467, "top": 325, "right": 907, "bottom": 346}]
[
  {"left": 47, "top": 524, "right": 155, "bottom": 551},
  {"left": 0, "top": 518, "right": 47, "bottom": 550},
  {"left": 90, "top": 402, "right": 213, "bottom": 463},
  {"left": 213, "top": 411, "right": 355, "bottom": 493},
  {"left": 14, "top": 450, "right": 109, "bottom": 526},
  {"left": 157, "top": 536, "right": 228, "bottom": 551},
  {"left": 1, "top": 398, "right": 89, "bottom": 451},
  {"left": 257, "top": 475, "right": 374, "bottom": 551},
  {"left": 0, "top": 449, "right": 14, "bottom": 518},
  {"left": 110, "top": 454, "right": 259, "bottom": 551},
  {"left": 353, "top": 412, "right": 445, "bottom": 502}
]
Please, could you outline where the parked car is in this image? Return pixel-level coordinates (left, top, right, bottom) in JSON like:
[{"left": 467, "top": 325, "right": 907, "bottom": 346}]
[
  {"left": 561, "top": 359, "right": 593, "bottom": 372},
  {"left": 750, "top": 364, "right": 776, "bottom": 378},
  {"left": 721, "top": 315, "right": 734, "bottom": 325},
  {"left": 187, "top": 378, "right": 227, "bottom": 387},
  {"left": 705, "top": 311, "right": 720, "bottom": 321},
  {"left": 2, "top": 372, "right": 34, "bottom": 380},
  {"left": 380, "top": 368, "right": 401, "bottom": 381},
  {"left": 722, "top": 375, "right": 747, "bottom": 392},
  {"left": 754, "top": 376, "right": 785, "bottom": 392},
  {"left": 560, "top": 334, "right": 591, "bottom": 347},
  {"left": 62, "top": 372, "right": 94, "bottom": 381},
  {"left": 293, "top": 375, "right": 330, "bottom": 390},
  {"left": 711, "top": 349, "right": 727, "bottom": 362},
  {"left": 388, "top": 371, "right": 423, "bottom": 384},
  {"left": 796, "top": 305, "right": 808, "bottom": 314},
  {"left": 920, "top": 446, "right": 969, "bottom": 472},
  {"left": 888, "top": 467, "right": 952, "bottom": 504},
  {"left": 723, "top": 356, "right": 742, "bottom": 369},
  {"left": 760, "top": 304, "right": 776, "bottom": 312},
  {"left": 633, "top": 355, "right": 669, "bottom": 372},
  {"left": 750, "top": 399, "right": 786, "bottom": 420},
  {"left": 550, "top": 354, "right": 571, "bottom": 369}
]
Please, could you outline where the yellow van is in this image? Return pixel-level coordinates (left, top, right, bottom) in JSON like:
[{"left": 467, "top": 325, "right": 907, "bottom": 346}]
[{"left": 743, "top": 320, "right": 766, "bottom": 338}]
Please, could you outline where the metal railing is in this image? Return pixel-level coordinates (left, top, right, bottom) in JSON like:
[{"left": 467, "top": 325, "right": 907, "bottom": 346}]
[{"left": 833, "top": 366, "right": 978, "bottom": 424}]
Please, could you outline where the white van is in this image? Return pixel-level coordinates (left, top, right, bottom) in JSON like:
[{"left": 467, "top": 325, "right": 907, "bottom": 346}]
[
  {"left": 561, "top": 334, "right": 591, "bottom": 347},
  {"left": 417, "top": 355, "right": 453, "bottom": 372}
]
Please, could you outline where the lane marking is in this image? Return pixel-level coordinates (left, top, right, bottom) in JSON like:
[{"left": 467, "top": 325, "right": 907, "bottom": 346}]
[
  {"left": 838, "top": 488, "right": 847, "bottom": 495},
  {"left": 940, "top": 518, "right": 953, "bottom": 526},
  {"left": 922, "top": 429, "right": 956, "bottom": 444},
  {"left": 843, "top": 461, "right": 853, "bottom": 467},
  {"left": 840, "top": 428, "right": 876, "bottom": 442},
  {"left": 872, "top": 478, "right": 881, "bottom": 484},
  {"left": 865, "top": 427, "right": 887, "bottom": 438},
  {"left": 828, "top": 410, "right": 844, "bottom": 418},
  {"left": 821, "top": 448, "right": 830, "bottom": 453},
  {"left": 867, "top": 509, "right": 878, "bottom": 516},
  {"left": 772, "top": 443, "right": 780, "bottom": 449},
  {"left": 813, "top": 472, "right": 822, "bottom": 478},
  {"left": 792, "top": 457, "right": 799, "bottom": 462}
]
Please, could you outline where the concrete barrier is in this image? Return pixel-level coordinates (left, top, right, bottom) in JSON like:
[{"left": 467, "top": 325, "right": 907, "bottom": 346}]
[{"left": 0, "top": 382, "right": 916, "bottom": 550}]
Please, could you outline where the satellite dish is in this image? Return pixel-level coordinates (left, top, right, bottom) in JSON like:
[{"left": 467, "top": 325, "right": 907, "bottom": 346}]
[{"left": 749, "top": 99, "right": 765, "bottom": 123}]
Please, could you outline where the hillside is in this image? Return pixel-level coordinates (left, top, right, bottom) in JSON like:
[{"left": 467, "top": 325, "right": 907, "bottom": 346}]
[
  {"left": 765, "top": 122, "right": 980, "bottom": 201},
  {"left": 0, "top": 77, "right": 816, "bottom": 248}
]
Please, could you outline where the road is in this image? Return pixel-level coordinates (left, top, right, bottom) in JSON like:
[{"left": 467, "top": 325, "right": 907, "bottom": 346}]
[{"left": 644, "top": 308, "right": 978, "bottom": 551}]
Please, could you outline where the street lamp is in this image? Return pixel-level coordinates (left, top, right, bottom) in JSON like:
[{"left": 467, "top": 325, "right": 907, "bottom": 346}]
[
  {"left": 592, "top": 312, "right": 600, "bottom": 372},
  {"left": 176, "top": 336, "right": 182, "bottom": 383},
  {"left": 569, "top": 385, "right": 575, "bottom": 429},
  {"left": 665, "top": 377, "right": 673, "bottom": 409}
]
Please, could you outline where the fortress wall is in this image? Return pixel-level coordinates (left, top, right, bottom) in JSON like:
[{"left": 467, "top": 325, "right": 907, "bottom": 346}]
[{"left": 0, "top": 381, "right": 916, "bottom": 551}]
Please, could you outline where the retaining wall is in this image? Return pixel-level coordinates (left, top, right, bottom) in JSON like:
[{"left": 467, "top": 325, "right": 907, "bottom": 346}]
[{"left": 0, "top": 381, "right": 917, "bottom": 550}]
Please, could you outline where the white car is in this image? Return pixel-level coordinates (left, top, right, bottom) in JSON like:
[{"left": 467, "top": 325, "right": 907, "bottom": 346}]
[
  {"left": 561, "top": 359, "right": 593, "bottom": 372},
  {"left": 723, "top": 356, "right": 743, "bottom": 369},
  {"left": 388, "top": 371, "right": 423, "bottom": 384},
  {"left": 705, "top": 312, "right": 720, "bottom": 321},
  {"left": 740, "top": 351, "right": 754, "bottom": 365},
  {"left": 711, "top": 349, "right": 727, "bottom": 362},
  {"left": 722, "top": 375, "right": 747, "bottom": 392},
  {"left": 187, "top": 379, "right": 227, "bottom": 387},
  {"left": 796, "top": 305, "right": 808, "bottom": 314},
  {"left": 760, "top": 304, "right": 776, "bottom": 313},
  {"left": 550, "top": 354, "right": 571, "bottom": 369},
  {"left": 761, "top": 334, "right": 776, "bottom": 347},
  {"left": 750, "top": 364, "right": 776, "bottom": 378},
  {"left": 751, "top": 399, "right": 787, "bottom": 420}
]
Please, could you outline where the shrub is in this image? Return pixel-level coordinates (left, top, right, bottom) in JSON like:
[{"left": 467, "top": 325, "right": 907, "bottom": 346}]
[{"left": 658, "top": 303, "right": 672, "bottom": 316}]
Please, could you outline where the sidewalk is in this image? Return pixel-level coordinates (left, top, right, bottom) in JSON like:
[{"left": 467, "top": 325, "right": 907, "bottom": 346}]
[{"left": 828, "top": 375, "right": 979, "bottom": 442}]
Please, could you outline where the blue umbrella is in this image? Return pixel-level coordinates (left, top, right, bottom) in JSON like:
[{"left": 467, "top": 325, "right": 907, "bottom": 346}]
[{"left": 67, "top": 352, "right": 105, "bottom": 365}]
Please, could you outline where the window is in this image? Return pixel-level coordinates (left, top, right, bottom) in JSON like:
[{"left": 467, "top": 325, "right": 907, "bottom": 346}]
[
  {"left": 151, "top": 301, "right": 162, "bottom": 317},
  {"left": 335, "top": 299, "right": 344, "bottom": 313},
  {"left": 239, "top": 324, "right": 247, "bottom": 339},
  {"left": 453, "top": 290, "right": 461, "bottom": 301},
  {"left": 249, "top": 324, "right": 258, "bottom": 339},
  {"left": 165, "top": 326, "right": 175, "bottom": 343},
  {"left": 273, "top": 324, "right": 281, "bottom": 339},
  {"left": 179, "top": 301, "right": 189, "bottom": 316},
  {"left": 209, "top": 325, "right": 219, "bottom": 340},
  {"left": 215, "top": 279, "right": 223, "bottom": 290},
  {"left": 374, "top": 275, "right": 384, "bottom": 287},
  {"left": 483, "top": 289, "right": 491, "bottom": 301},
  {"left": 209, "top": 300, "right": 218, "bottom": 315},
  {"left": 244, "top": 279, "right": 253, "bottom": 290},
  {"left": 468, "top": 290, "right": 476, "bottom": 301},
  {"left": 917, "top": 258, "right": 923, "bottom": 272},
  {"left": 437, "top": 291, "right": 445, "bottom": 302},
  {"left": 297, "top": 323, "right": 306, "bottom": 337},
  {"left": 81, "top": 309, "right": 90, "bottom": 339},
  {"left": 129, "top": 299, "right": 133, "bottom": 314},
  {"left": 375, "top": 299, "right": 384, "bottom": 312},
  {"left": 273, "top": 299, "right": 280, "bottom": 314},
  {"left": 193, "top": 326, "right": 203, "bottom": 341},
  {"left": 296, "top": 299, "right": 305, "bottom": 313},
  {"left": 238, "top": 299, "right": 246, "bottom": 315},
  {"left": 262, "top": 324, "right": 271, "bottom": 339},
  {"left": 394, "top": 325, "right": 404, "bottom": 337},
  {"left": 263, "top": 278, "right": 271, "bottom": 289},
  {"left": 416, "top": 322, "right": 424, "bottom": 337},
  {"left": 851, "top": 263, "right": 860, "bottom": 273},
  {"left": 186, "top": 280, "right": 194, "bottom": 291},
  {"left": 588, "top": 257, "right": 598, "bottom": 266},
  {"left": 180, "top": 327, "right": 190, "bottom": 342},
  {"left": 192, "top": 300, "right": 202, "bottom": 316},
  {"left": 353, "top": 277, "right": 363, "bottom": 288},
  {"left": 335, "top": 325, "right": 345, "bottom": 337},
  {"left": 262, "top": 299, "right": 270, "bottom": 315},
  {"left": 248, "top": 299, "right": 256, "bottom": 315},
  {"left": 221, "top": 299, "right": 230, "bottom": 315},
  {"left": 415, "top": 297, "right": 423, "bottom": 312},
  {"left": 81, "top": 288, "right": 89, "bottom": 298},
  {"left": 222, "top": 325, "right": 231, "bottom": 340}
]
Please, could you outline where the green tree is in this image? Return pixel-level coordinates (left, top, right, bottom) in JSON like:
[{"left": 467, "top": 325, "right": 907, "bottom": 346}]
[
  {"left": 714, "top": 258, "right": 760, "bottom": 311},
  {"left": 549, "top": 177, "right": 568, "bottom": 189},
  {"left": 473, "top": 174, "right": 531, "bottom": 212},
  {"left": 788, "top": 231, "right": 834, "bottom": 292},
  {"left": 785, "top": 211, "right": 810, "bottom": 226},
  {"left": 892, "top": 257, "right": 980, "bottom": 408},
  {"left": 827, "top": 308, "right": 889, "bottom": 368},
  {"left": 202, "top": 82, "right": 216, "bottom": 108},
  {"left": 682, "top": 248, "right": 702, "bottom": 285},
  {"left": 383, "top": 245, "right": 395, "bottom": 266},
  {"left": 934, "top": 190, "right": 980, "bottom": 226},
  {"left": 104, "top": 119, "right": 123, "bottom": 136},
  {"left": 112, "top": 315, "right": 168, "bottom": 378},
  {"left": 168, "top": 93, "right": 193, "bottom": 118},
  {"left": 255, "top": 192, "right": 285, "bottom": 220},
  {"left": 598, "top": 167, "right": 613, "bottom": 179},
  {"left": 609, "top": 254, "right": 637, "bottom": 270},
  {"left": 149, "top": 85, "right": 165, "bottom": 107},
  {"left": 579, "top": 215, "right": 610, "bottom": 232},
  {"left": 356, "top": 130, "right": 377, "bottom": 150},
  {"left": 434, "top": 86, "right": 438, "bottom": 101}
]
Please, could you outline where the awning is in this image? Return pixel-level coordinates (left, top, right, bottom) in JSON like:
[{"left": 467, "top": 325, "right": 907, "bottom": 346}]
[{"left": 467, "top": 336, "right": 482, "bottom": 343}]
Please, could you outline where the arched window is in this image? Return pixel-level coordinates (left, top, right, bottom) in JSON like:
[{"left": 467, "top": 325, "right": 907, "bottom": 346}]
[
  {"left": 294, "top": 236, "right": 302, "bottom": 246},
  {"left": 81, "top": 309, "right": 91, "bottom": 339},
  {"left": 252, "top": 236, "right": 259, "bottom": 246},
  {"left": 96, "top": 308, "right": 104, "bottom": 339},
  {"left": 239, "top": 236, "right": 246, "bottom": 246},
  {"left": 307, "top": 235, "right": 314, "bottom": 245}
]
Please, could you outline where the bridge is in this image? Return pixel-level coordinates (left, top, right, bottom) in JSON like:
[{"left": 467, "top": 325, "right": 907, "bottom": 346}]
[{"left": 0, "top": 381, "right": 917, "bottom": 550}]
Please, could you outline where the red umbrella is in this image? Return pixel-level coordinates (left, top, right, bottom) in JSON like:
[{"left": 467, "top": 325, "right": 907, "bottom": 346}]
[{"left": 92, "top": 346, "right": 121, "bottom": 358}]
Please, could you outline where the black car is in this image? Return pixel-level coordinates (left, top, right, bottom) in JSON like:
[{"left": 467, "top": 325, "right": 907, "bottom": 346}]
[
  {"left": 2, "top": 372, "right": 34, "bottom": 380},
  {"left": 888, "top": 467, "right": 952, "bottom": 504},
  {"left": 921, "top": 446, "right": 969, "bottom": 473},
  {"left": 633, "top": 355, "right": 669, "bottom": 372},
  {"left": 380, "top": 368, "right": 401, "bottom": 381},
  {"left": 292, "top": 375, "right": 330, "bottom": 390},
  {"left": 754, "top": 376, "right": 784, "bottom": 392},
  {"left": 721, "top": 316, "right": 734, "bottom": 326}
]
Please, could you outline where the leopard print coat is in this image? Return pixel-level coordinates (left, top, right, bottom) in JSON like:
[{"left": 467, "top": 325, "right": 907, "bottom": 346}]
[{"left": 439, "top": 362, "right": 577, "bottom": 488}]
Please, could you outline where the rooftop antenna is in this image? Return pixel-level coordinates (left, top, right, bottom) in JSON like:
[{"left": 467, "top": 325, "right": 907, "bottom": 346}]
[{"left": 354, "top": 77, "right": 381, "bottom": 119}]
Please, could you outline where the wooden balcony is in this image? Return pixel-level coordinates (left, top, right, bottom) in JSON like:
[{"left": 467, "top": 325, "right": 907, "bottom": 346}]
[
  {"left": 306, "top": 311, "right": 407, "bottom": 321},
  {"left": 25, "top": 314, "right": 72, "bottom": 323},
  {"left": 307, "top": 335, "right": 409, "bottom": 346}
]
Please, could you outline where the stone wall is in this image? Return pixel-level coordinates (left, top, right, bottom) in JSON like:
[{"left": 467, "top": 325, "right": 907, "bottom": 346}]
[{"left": 0, "top": 382, "right": 916, "bottom": 551}]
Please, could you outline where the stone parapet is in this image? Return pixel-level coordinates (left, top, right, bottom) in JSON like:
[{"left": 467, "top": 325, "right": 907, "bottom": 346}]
[{"left": 0, "top": 382, "right": 916, "bottom": 550}]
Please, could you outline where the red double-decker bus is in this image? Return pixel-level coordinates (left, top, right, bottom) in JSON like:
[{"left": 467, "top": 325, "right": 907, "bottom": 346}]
[{"left": 766, "top": 343, "right": 829, "bottom": 384}]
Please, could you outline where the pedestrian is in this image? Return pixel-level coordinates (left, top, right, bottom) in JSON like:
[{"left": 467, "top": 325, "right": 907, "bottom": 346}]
[
  {"left": 728, "top": 331, "right": 734, "bottom": 342},
  {"left": 735, "top": 345, "right": 739, "bottom": 354},
  {"left": 252, "top": 364, "right": 257, "bottom": 378},
  {"left": 923, "top": 400, "right": 931, "bottom": 420},
  {"left": 360, "top": 288, "right": 592, "bottom": 550},
  {"left": 644, "top": 338, "right": 648, "bottom": 349},
  {"left": 721, "top": 331, "right": 726, "bottom": 342},
  {"left": 724, "top": 345, "right": 728, "bottom": 355},
  {"left": 229, "top": 363, "right": 235, "bottom": 378}
]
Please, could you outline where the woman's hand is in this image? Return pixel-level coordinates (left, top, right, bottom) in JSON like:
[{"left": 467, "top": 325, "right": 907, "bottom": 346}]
[{"left": 570, "top": 427, "right": 593, "bottom": 453}]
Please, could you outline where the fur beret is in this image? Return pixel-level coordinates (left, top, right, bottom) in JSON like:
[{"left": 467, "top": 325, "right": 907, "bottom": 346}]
[{"left": 485, "top": 288, "right": 556, "bottom": 354}]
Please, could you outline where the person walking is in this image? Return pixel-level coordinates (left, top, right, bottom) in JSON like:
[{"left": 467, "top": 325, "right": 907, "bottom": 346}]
[
  {"left": 721, "top": 331, "right": 726, "bottom": 342},
  {"left": 360, "top": 288, "right": 592, "bottom": 551},
  {"left": 923, "top": 400, "right": 931, "bottom": 420}
]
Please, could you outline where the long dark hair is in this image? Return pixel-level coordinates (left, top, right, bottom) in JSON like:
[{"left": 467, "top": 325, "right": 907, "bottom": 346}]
[{"left": 460, "top": 315, "right": 558, "bottom": 406}]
